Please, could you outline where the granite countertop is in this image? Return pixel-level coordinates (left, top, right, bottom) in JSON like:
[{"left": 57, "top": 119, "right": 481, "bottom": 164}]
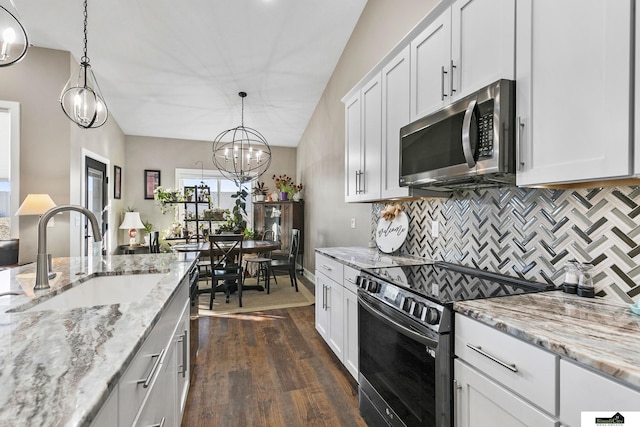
[
  {"left": 315, "top": 246, "right": 430, "bottom": 269},
  {"left": 0, "top": 252, "right": 197, "bottom": 427},
  {"left": 454, "top": 291, "right": 640, "bottom": 390}
]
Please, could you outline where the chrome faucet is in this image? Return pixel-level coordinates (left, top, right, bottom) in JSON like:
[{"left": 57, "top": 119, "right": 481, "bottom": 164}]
[{"left": 35, "top": 205, "right": 102, "bottom": 290}]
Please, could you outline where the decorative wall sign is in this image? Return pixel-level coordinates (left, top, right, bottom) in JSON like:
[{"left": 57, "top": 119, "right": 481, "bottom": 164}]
[{"left": 376, "top": 211, "right": 409, "bottom": 253}]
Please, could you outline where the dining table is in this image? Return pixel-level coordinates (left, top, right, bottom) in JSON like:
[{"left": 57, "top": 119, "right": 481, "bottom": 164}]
[{"left": 171, "top": 239, "right": 281, "bottom": 293}]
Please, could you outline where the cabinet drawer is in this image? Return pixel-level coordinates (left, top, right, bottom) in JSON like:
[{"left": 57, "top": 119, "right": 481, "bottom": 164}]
[
  {"left": 343, "top": 265, "right": 359, "bottom": 294},
  {"left": 560, "top": 359, "right": 640, "bottom": 427},
  {"left": 119, "top": 277, "right": 189, "bottom": 426},
  {"left": 315, "top": 253, "right": 343, "bottom": 284},
  {"left": 455, "top": 314, "right": 558, "bottom": 415}
]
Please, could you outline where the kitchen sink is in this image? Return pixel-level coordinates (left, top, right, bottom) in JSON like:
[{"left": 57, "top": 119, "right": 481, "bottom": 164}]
[{"left": 21, "top": 273, "right": 167, "bottom": 312}]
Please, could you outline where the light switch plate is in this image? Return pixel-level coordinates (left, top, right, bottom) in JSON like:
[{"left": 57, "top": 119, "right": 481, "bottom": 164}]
[{"left": 350, "top": 217, "right": 356, "bottom": 229}]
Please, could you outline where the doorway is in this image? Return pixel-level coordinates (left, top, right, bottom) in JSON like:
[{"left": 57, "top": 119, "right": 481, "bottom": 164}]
[{"left": 85, "top": 156, "right": 107, "bottom": 255}]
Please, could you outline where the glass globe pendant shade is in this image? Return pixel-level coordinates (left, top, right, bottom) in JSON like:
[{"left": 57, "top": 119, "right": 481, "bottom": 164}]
[
  {"left": 0, "top": 2, "right": 29, "bottom": 67},
  {"left": 212, "top": 92, "right": 271, "bottom": 184},
  {"left": 60, "top": 60, "right": 108, "bottom": 128}
]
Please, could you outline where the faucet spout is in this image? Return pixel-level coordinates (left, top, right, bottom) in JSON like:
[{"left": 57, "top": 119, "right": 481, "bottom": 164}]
[{"left": 35, "top": 205, "right": 102, "bottom": 290}]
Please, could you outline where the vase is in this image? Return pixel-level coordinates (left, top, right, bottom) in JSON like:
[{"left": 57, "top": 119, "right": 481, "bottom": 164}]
[
  {"left": 280, "top": 191, "right": 289, "bottom": 201},
  {"left": 255, "top": 194, "right": 265, "bottom": 202}
]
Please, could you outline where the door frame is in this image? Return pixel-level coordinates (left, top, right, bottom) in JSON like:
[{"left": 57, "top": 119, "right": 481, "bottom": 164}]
[{"left": 81, "top": 149, "right": 110, "bottom": 257}]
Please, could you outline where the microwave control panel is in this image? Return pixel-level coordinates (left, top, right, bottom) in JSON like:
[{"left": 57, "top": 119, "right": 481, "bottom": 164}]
[{"left": 477, "top": 112, "right": 494, "bottom": 159}]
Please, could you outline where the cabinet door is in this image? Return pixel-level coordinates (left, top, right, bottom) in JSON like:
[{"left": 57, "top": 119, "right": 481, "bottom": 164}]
[
  {"left": 315, "top": 273, "right": 329, "bottom": 340},
  {"left": 133, "top": 342, "right": 177, "bottom": 427},
  {"left": 516, "top": 0, "right": 632, "bottom": 186},
  {"left": 280, "top": 203, "right": 293, "bottom": 252},
  {"left": 326, "top": 277, "right": 344, "bottom": 360},
  {"left": 344, "top": 93, "right": 361, "bottom": 202},
  {"left": 253, "top": 203, "right": 265, "bottom": 234},
  {"left": 410, "top": 8, "right": 451, "bottom": 120},
  {"left": 343, "top": 288, "right": 358, "bottom": 381},
  {"left": 454, "top": 360, "right": 557, "bottom": 427},
  {"left": 175, "top": 301, "right": 190, "bottom": 419},
  {"left": 450, "top": 0, "right": 515, "bottom": 99},
  {"left": 361, "top": 74, "right": 382, "bottom": 201},
  {"left": 560, "top": 359, "right": 640, "bottom": 427},
  {"left": 381, "top": 46, "right": 412, "bottom": 199}
]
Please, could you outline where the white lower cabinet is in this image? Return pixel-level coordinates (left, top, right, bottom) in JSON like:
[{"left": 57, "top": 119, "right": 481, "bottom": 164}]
[
  {"left": 315, "top": 253, "right": 359, "bottom": 381},
  {"left": 454, "top": 360, "right": 557, "bottom": 427},
  {"left": 560, "top": 359, "right": 640, "bottom": 427},
  {"left": 91, "top": 274, "right": 190, "bottom": 427},
  {"left": 454, "top": 314, "right": 559, "bottom": 426}
]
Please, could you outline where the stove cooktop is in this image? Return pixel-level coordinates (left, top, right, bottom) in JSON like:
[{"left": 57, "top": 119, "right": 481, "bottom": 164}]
[{"left": 362, "top": 261, "right": 554, "bottom": 307}]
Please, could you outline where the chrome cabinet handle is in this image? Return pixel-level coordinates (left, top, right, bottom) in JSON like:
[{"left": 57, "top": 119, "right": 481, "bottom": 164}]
[
  {"left": 441, "top": 66, "right": 448, "bottom": 100},
  {"left": 325, "top": 285, "right": 330, "bottom": 309},
  {"left": 453, "top": 379, "right": 461, "bottom": 427},
  {"left": 449, "top": 60, "right": 456, "bottom": 96},
  {"left": 516, "top": 116, "right": 525, "bottom": 170},
  {"left": 179, "top": 329, "right": 188, "bottom": 378},
  {"left": 359, "top": 170, "right": 365, "bottom": 194},
  {"left": 137, "top": 349, "right": 165, "bottom": 388},
  {"left": 148, "top": 417, "right": 166, "bottom": 427},
  {"left": 461, "top": 99, "right": 477, "bottom": 168},
  {"left": 321, "top": 264, "right": 333, "bottom": 271},
  {"left": 467, "top": 344, "right": 518, "bottom": 372},
  {"left": 345, "top": 277, "right": 356, "bottom": 284},
  {"left": 354, "top": 170, "right": 359, "bottom": 194}
]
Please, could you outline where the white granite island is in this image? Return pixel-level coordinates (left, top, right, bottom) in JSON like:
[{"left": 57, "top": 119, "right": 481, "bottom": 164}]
[{"left": 0, "top": 253, "right": 197, "bottom": 427}]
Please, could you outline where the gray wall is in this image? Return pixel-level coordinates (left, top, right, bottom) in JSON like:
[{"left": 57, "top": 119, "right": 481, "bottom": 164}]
[
  {"left": 296, "top": 0, "right": 440, "bottom": 273},
  {"left": 123, "top": 135, "right": 296, "bottom": 242},
  {"left": 0, "top": 46, "right": 126, "bottom": 263}
]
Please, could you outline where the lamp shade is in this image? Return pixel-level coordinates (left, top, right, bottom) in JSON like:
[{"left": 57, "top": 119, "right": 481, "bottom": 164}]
[
  {"left": 15, "top": 194, "right": 57, "bottom": 216},
  {"left": 119, "top": 212, "right": 145, "bottom": 230}
]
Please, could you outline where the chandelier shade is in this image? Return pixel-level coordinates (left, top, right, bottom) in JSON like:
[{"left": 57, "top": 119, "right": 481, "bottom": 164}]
[
  {"left": 60, "top": 0, "right": 108, "bottom": 129},
  {"left": 212, "top": 92, "right": 271, "bottom": 184},
  {"left": 0, "top": 1, "right": 29, "bottom": 67}
]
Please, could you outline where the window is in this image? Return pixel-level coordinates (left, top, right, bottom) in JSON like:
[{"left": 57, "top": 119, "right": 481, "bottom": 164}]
[{"left": 175, "top": 168, "right": 253, "bottom": 232}]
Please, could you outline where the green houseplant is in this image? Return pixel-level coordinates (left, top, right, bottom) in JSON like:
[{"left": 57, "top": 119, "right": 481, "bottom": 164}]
[{"left": 216, "top": 185, "right": 248, "bottom": 234}]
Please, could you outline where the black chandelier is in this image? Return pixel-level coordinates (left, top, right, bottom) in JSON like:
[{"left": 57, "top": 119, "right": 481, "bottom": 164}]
[
  {"left": 212, "top": 92, "right": 271, "bottom": 184},
  {"left": 0, "top": 0, "right": 29, "bottom": 67},
  {"left": 60, "top": 0, "right": 108, "bottom": 128}
]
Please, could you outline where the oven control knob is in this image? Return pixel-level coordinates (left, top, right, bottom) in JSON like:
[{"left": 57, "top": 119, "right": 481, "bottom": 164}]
[
  {"left": 367, "top": 280, "right": 380, "bottom": 293},
  {"left": 425, "top": 307, "right": 441, "bottom": 325},
  {"left": 412, "top": 302, "right": 425, "bottom": 318},
  {"left": 402, "top": 297, "right": 414, "bottom": 313},
  {"left": 358, "top": 278, "right": 367, "bottom": 289}
]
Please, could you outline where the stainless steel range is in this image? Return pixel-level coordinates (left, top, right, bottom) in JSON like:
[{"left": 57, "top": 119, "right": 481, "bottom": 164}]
[{"left": 357, "top": 261, "right": 553, "bottom": 427}]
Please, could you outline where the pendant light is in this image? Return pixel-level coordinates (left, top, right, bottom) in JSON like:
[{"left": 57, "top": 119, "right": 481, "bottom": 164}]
[
  {"left": 0, "top": 0, "right": 29, "bottom": 67},
  {"left": 60, "top": 0, "right": 108, "bottom": 129},
  {"left": 212, "top": 92, "right": 271, "bottom": 184}
]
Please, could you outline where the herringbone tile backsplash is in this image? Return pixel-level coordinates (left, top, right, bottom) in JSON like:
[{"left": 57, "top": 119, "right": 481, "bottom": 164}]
[{"left": 372, "top": 186, "right": 640, "bottom": 304}]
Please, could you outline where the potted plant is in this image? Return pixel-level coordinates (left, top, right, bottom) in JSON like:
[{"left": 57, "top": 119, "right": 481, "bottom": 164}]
[
  {"left": 142, "top": 220, "right": 153, "bottom": 245},
  {"left": 154, "top": 186, "right": 178, "bottom": 214},
  {"left": 272, "top": 174, "right": 295, "bottom": 201},
  {"left": 252, "top": 181, "right": 269, "bottom": 202},
  {"left": 215, "top": 185, "right": 248, "bottom": 233},
  {"left": 183, "top": 187, "right": 194, "bottom": 202}
]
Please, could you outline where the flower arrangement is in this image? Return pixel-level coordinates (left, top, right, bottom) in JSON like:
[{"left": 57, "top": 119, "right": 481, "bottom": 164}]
[{"left": 273, "top": 174, "right": 303, "bottom": 200}]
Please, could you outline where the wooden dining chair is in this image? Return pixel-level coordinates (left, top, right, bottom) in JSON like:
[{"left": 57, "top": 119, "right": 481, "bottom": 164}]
[
  {"left": 267, "top": 229, "right": 300, "bottom": 293},
  {"left": 209, "top": 234, "right": 245, "bottom": 308},
  {"left": 243, "top": 229, "right": 278, "bottom": 292},
  {"left": 148, "top": 231, "right": 160, "bottom": 253},
  {"left": 0, "top": 239, "right": 19, "bottom": 267}
]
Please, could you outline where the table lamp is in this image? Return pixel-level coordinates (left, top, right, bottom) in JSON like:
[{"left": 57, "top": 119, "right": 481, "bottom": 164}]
[
  {"left": 15, "top": 194, "right": 57, "bottom": 216},
  {"left": 119, "top": 212, "right": 145, "bottom": 245}
]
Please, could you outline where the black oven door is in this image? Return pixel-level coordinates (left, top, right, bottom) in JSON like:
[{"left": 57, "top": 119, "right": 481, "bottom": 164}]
[{"left": 358, "top": 291, "right": 451, "bottom": 427}]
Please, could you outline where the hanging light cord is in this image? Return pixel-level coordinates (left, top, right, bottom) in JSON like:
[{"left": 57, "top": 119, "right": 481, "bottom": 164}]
[{"left": 81, "top": 0, "right": 89, "bottom": 65}]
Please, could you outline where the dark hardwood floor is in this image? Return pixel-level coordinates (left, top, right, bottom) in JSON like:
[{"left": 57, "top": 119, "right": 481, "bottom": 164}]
[{"left": 182, "top": 277, "right": 366, "bottom": 427}]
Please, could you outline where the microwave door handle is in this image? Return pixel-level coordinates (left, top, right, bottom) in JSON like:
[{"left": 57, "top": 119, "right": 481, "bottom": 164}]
[{"left": 461, "top": 99, "right": 477, "bottom": 168}]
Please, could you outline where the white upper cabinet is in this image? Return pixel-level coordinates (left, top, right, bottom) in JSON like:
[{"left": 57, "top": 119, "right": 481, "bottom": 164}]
[
  {"left": 410, "top": 8, "right": 452, "bottom": 120},
  {"left": 410, "top": 0, "right": 515, "bottom": 121},
  {"left": 450, "top": 0, "right": 515, "bottom": 99},
  {"left": 516, "top": 0, "right": 633, "bottom": 186},
  {"left": 344, "top": 74, "right": 382, "bottom": 202}
]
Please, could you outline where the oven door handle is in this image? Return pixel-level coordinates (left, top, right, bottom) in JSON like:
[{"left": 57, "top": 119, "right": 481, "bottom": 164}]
[{"left": 359, "top": 295, "right": 438, "bottom": 349}]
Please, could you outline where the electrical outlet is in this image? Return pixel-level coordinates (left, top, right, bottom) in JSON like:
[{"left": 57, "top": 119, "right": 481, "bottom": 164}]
[
  {"left": 350, "top": 217, "right": 356, "bottom": 229},
  {"left": 431, "top": 220, "right": 439, "bottom": 237}
]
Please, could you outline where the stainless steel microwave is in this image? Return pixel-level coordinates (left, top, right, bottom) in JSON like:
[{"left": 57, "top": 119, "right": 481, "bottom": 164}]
[{"left": 399, "top": 79, "right": 516, "bottom": 190}]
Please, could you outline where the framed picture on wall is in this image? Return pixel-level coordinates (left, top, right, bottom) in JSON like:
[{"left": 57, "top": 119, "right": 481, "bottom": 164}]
[
  {"left": 114, "top": 165, "right": 122, "bottom": 199},
  {"left": 144, "top": 169, "right": 161, "bottom": 199}
]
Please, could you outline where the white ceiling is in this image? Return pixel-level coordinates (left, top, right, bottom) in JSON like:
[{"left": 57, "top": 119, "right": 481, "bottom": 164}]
[{"left": 14, "top": 0, "right": 367, "bottom": 147}]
